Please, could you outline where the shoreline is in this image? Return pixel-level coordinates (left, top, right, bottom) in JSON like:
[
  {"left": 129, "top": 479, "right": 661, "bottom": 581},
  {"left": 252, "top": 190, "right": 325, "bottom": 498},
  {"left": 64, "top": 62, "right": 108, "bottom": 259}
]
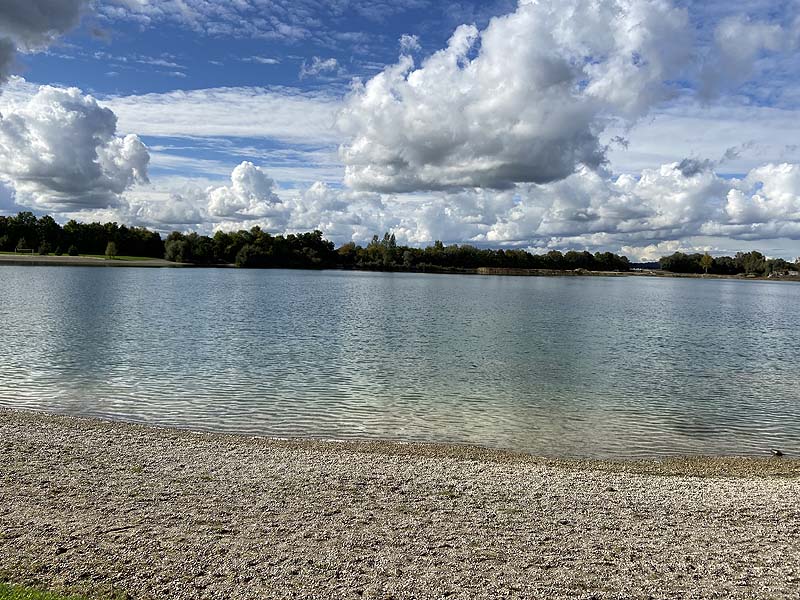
[
  {"left": 2, "top": 253, "right": 799, "bottom": 282},
  {"left": 2, "top": 409, "right": 799, "bottom": 599},
  {"left": 0, "top": 254, "right": 191, "bottom": 268},
  {"left": 2, "top": 408, "right": 799, "bottom": 477}
]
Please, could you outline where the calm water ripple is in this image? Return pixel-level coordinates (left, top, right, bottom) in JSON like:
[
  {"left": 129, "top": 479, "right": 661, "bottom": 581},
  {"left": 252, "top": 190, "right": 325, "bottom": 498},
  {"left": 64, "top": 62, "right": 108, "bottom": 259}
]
[{"left": 0, "top": 266, "right": 798, "bottom": 458}]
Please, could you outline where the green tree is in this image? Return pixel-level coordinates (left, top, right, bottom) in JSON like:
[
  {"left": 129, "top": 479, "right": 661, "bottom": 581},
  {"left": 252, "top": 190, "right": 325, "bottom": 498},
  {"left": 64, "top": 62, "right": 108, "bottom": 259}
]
[
  {"left": 164, "top": 239, "right": 189, "bottom": 263},
  {"left": 700, "top": 252, "right": 713, "bottom": 274},
  {"left": 105, "top": 241, "right": 118, "bottom": 259},
  {"left": 67, "top": 245, "right": 79, "bottom": 256},
  {"left": 737, "top": 251, "right": 766, "bottom": 275}
]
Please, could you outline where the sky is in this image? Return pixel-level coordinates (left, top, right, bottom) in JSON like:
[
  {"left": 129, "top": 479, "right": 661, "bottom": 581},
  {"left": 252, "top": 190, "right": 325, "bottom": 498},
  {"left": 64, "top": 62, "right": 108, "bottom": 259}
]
[{"left": 1, "top": 0, "right": 800, "bottom": 260}]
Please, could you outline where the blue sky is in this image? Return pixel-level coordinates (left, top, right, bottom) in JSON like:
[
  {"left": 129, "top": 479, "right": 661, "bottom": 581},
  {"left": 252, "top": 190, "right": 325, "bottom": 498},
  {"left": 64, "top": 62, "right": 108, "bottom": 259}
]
[
  {"left": 2, "top": 0, "right": 800, "bottom": 260},
  {"left": 28, "top": 1, "right": 517, "bottom": 94}
]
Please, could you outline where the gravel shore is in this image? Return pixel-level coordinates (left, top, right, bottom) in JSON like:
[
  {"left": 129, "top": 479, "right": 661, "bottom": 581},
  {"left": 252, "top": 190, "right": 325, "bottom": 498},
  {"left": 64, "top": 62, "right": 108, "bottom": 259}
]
[{"left": 1, "top": 409, "right": 799, "bottom": 599}]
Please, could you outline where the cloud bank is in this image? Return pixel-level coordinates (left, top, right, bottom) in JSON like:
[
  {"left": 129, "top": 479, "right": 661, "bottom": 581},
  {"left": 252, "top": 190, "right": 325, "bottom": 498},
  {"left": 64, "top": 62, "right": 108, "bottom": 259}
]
[{"left": 108, "top": 155, "right": 800, "bottom": 262}]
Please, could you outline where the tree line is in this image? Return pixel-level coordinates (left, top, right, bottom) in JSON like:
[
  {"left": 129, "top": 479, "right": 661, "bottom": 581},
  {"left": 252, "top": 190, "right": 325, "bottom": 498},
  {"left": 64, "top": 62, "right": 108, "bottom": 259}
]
[
  {"left": 0, "top": 212, "right": 163, "bottom": 258},
  {"left": 164, "top": 229, "right": 633, "bottom": 272},
  {"left": 658, "top": 251, "right": 798, "bottom": 277},
  {"left": 2, "top": 212, "right": 797, "bottom": 276}
]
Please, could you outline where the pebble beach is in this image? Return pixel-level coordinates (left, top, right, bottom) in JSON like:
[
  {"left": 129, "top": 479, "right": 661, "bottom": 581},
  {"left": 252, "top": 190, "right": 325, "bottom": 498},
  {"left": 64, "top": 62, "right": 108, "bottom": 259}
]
[{"left": 1, "top": 409, "right": 799, "bottom": 599}]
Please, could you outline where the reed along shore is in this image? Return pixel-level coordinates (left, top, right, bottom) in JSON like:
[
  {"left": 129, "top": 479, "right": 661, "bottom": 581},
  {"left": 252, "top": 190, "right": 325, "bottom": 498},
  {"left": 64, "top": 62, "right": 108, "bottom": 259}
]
[{"left": 1, "top": 409, "right": 799, "bottom": 599}]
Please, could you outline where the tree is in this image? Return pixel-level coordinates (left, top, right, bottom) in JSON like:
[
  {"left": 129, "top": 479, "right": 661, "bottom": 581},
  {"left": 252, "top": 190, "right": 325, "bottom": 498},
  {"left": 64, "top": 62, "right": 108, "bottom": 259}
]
[
  {"left": 700, "top": 252, "right": 713, "bottom": 274},
  {"left": 16, "top": 237, "right": 28, "bottom": 251},
  {"left": 164, "top": 239, "right": 189, "bottom": 263},
  {"left": 68, "top": 245, "right": 79, "bottom": 256},
  {"left": 737, "top": 251, "right": 766, "bottom": 275},
  {"left": 105, "top": 241, "right": 118, "bottom": 259}
]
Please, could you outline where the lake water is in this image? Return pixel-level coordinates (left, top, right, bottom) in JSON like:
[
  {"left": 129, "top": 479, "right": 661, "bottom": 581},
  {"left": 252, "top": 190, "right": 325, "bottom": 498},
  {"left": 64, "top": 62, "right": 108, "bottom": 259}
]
[{"left": 0, "top": 266, "right": 798, "bottom": 458}]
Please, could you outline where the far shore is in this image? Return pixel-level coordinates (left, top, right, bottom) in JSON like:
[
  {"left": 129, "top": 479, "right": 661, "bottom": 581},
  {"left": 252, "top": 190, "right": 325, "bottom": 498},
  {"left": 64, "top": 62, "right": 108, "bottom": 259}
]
[
  {"left": 2, "top": 252, "right": 799, "bottom": 282},
  {"left": 1, "top": 409, "right": 798, "bottom": 599},
  {"left": 0, "top": 254, "right": 233, "bottom": 268}
]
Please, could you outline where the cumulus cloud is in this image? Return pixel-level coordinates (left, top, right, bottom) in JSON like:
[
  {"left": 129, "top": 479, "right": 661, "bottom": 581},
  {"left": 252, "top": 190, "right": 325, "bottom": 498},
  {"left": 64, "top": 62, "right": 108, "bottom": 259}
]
[
  {"left": 725, "top": 163, "right": 800, "bottom": 226},
  {"left": 0, "top": 0, "right": 88, "bottom": 84},
  {"left": 484, "top": 159, "right": 800, "bottom": 252},
  {"left": 130, "top": 192, "right": 206, "bottom": 227},
  {"left": 339, "top": 0, "right": 692, "bottom": 194},
  {"left": 94, "top": 154, "right": 800, "bottom": 262},
  {"left": 0, "top": 85, "right": 149, "bottom": 210},
  {"left": 206, "top": 161, "right": 289, "bottom": 227}
]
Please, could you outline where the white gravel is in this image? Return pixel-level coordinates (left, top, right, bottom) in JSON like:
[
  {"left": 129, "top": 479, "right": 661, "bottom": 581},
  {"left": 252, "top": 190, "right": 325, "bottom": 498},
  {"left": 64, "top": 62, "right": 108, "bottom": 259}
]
[{"left": 1, "top": 409, "right": 799, "bottom": 599}]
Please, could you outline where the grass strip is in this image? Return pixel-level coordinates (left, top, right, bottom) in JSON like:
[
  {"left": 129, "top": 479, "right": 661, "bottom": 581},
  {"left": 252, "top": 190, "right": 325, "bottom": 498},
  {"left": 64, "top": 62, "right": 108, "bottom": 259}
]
[{"left": 0, "top": 583, "right": 88, "bottom": 600}]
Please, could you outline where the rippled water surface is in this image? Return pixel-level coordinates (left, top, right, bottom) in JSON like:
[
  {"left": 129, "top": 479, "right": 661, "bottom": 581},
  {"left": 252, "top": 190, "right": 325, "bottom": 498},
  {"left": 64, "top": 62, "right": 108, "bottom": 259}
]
[{"left": 1, "top": 266, "right": 798, "bottom": 458}]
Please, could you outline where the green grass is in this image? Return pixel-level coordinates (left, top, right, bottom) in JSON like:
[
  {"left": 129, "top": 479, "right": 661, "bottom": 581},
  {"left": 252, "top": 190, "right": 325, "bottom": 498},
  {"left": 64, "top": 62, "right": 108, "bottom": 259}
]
[
  {"left": 0, "top": 583, "right": 88, "bottom": 600},
  {"left": 0, "top": 251, "right": 156, "bottom": 261},
  {"left": 76, "top": 254, "right": 156, "bottom": 262}
]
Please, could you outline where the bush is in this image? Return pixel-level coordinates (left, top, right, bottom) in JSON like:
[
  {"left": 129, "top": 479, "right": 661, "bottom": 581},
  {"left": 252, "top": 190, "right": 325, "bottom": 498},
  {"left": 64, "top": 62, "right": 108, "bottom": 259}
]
[
  {"left": 38, "top": 242, "right": 50, "bottom": 255},
  {"left": 105, "top": 241, "right": 118, "bottom": 259},
  {"left": 67, "top": 245, "right": 79, "bottom": 257},
  {"left": 54, "top": 246, "right": 63, "bottom": 256}
]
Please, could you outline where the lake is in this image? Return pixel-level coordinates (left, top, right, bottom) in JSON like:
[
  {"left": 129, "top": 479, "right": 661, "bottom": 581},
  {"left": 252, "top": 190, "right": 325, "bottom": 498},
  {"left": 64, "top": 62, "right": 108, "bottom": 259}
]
[{"left": 0, "top": 266, "right": 797, "bottom": 458}]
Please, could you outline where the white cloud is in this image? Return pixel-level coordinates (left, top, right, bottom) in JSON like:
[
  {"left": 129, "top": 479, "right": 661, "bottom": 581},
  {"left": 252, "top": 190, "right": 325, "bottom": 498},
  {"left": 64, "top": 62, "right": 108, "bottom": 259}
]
[
  {"left": 101, "top": 86, "right": 342, "bottom": 144},
  {"left": 700, "top": 16, "right": 788, "bottom": 99},
  {"left": 399, "top": 34, "right": 421, "bottom": 54},
  {"left": 206, "top": 161, "right": 289, "bottom": 225},
  {"left": 241, "top": 56, "right": 281, "bottom": 65},
  {"left": 98, "top": 0, "right": 431, "bottom": 47},
  {"left": 130, "top": 192, "right": 206, "bottom": 228},
  {"left": 300, "top": 57, "right": 341, "bottom": 79},
  {"left": 725, "top": 163, "right": 800, "bottom": 225},
  {"left": 24, "top": 153, "right": 799, "bottom": 261},
  {"left": 0, "top": 85, "right": 149, "bottom": 210},
  {"left": 620, "top": 240, "right": 708, "bottom": 262},
  {"left": 339, "top": 0, "right": 692, "bottom": 193},
  {"left": 604, "top": 103, "right": 800, "bottom": 176}
]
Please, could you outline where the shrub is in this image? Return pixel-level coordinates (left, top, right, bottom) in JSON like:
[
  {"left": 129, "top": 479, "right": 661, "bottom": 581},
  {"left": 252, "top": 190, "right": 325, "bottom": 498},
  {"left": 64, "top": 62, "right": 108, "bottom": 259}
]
[{"left": 67, "top": 245, "right": 79, "bottom": 257}]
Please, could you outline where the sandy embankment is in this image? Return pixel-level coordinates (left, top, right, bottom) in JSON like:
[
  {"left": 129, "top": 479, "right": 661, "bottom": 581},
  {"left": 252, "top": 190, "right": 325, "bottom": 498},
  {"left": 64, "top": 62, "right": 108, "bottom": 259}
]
[{"left": 1, "top": 409, "right": 799, "bottom": 599}]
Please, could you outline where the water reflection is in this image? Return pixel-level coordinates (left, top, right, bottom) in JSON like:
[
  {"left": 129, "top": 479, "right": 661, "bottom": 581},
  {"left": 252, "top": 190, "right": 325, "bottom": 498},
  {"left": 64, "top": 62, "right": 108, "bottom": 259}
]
[{"left": 1, "top": 266, "right": 798, "bottom": 458}]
